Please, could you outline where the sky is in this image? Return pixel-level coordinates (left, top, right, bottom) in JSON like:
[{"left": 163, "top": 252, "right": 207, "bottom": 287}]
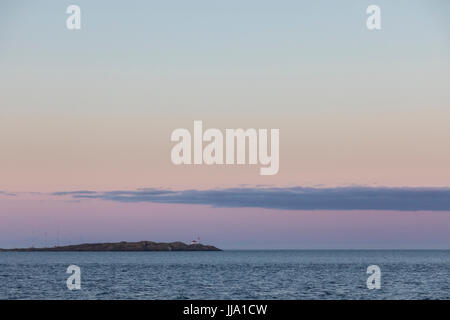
[{"left": 1, "top": 0, "right": 450, "bottom": 248}]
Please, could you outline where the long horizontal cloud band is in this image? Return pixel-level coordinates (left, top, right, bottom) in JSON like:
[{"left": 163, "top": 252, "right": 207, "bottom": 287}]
[{"left": 51, "top": 187, "right": 450, "bottom": 211}]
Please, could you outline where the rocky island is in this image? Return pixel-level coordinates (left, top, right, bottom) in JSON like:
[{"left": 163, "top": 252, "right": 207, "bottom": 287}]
[{"left": 0, "top": 241, "right": 221, "bottom": 252}]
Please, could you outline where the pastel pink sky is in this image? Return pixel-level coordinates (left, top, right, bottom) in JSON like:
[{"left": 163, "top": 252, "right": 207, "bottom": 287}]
[
  {"left": 1, "top": 1, "right": 449, "bottom": 248},
  {"left": 2, "top": 110, "right": 450, "bottom": 192}
]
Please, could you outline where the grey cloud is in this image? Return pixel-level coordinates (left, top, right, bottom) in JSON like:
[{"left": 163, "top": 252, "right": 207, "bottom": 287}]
[
  {"left": 52, "top": 190, "right": 99, "bottom": 196},
  {"left": 50, "top": 186, "right": 450, "bottom": 211},
  {"left": 0, "top": 191, "right": 16, "bottom": 196}
]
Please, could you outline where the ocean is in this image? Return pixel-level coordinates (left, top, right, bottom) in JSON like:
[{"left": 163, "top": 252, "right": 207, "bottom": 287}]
[{"left": 1, "top": 250, "right": 449, "bottom": 300}]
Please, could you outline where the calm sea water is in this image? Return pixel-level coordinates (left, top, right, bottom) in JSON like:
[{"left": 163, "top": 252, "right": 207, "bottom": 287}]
[{"left": 0, "top": 250, "right": 449, "bottom": 300}]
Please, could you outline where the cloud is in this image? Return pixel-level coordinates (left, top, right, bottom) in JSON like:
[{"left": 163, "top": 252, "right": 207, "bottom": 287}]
[
  {"left": 50, "top": 186, "right": 450, "bottom": 211},
  {"left": 52, "top": 190, "right": 98, "bottom": 196},
  {"left": 0, "top": 191, "right": 16, "bottom": 196}
]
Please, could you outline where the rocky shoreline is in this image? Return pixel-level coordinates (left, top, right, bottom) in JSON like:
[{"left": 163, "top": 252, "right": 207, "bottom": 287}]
[{"left": 0, "top": 241, "right": 221, "bottom": 252}]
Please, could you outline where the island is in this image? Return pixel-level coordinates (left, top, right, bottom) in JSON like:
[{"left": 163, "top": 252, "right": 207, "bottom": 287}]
[{"left": 0, "top": 241, "right": 221, "bottom": 252}]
